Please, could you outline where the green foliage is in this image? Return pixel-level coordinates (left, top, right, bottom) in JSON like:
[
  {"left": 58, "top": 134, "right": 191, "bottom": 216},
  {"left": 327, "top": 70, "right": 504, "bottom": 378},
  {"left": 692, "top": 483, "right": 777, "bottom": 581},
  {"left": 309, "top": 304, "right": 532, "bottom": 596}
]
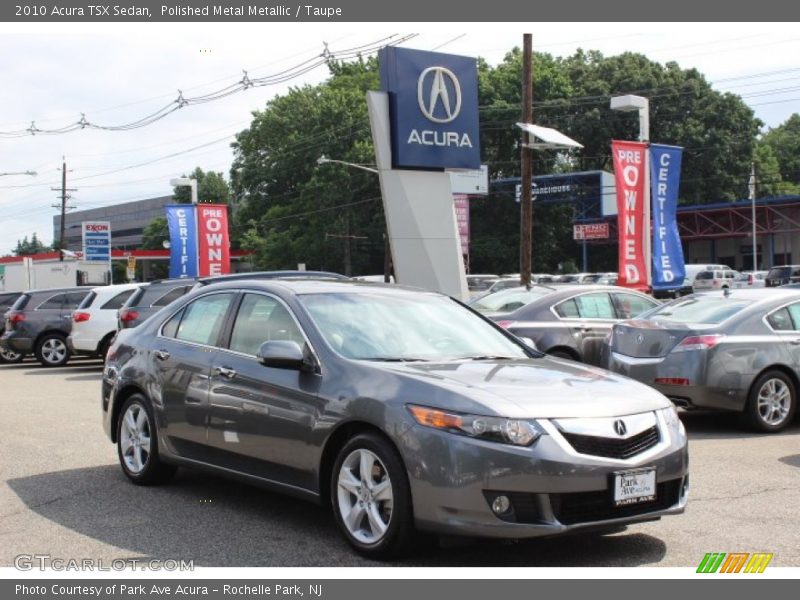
[
  {"left": 14, "top": 233, "right": 50, "bottom": 255},
  {"left": 142, "top": 216, "right": 168, "bottom": 250},
  {"left": 760, "top": 113, "right": 800, "bottom": 192},
  {"left": 172, "top": 167, "right": 232, "bottom": 204}
]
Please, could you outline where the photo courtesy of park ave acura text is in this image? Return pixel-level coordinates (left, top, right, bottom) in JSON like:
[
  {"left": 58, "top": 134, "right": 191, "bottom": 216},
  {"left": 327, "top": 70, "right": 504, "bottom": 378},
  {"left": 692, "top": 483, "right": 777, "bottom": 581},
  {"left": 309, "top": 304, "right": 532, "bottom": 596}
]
[{"left": 0, "top": 7, "right": 799, "bottom": 580}]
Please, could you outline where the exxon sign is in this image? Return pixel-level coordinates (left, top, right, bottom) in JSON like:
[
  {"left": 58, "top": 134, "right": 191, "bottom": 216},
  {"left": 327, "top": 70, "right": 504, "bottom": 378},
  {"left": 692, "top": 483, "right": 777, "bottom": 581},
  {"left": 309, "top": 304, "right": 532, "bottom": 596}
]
[{"left": 379, "top": 47, "right": 480, "bottom": 170}]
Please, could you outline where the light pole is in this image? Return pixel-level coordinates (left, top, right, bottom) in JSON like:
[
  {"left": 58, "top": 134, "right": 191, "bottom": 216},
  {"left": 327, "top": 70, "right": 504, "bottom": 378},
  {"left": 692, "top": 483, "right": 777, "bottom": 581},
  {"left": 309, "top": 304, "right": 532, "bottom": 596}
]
[
  {"left": 748, "top": 163, "right": 758, "bottom": 271},
  {"left": 0, "top": 170, "right": 37, "bottom": 177},
  {"left": 611, "top": 94, "right": 651, "bottom": 287},
  {"left": 170, "top": 177, "right": 198, "bottom": 204},
  {"left": 316, "top": 156, "right": 391, "bottom": 281}
]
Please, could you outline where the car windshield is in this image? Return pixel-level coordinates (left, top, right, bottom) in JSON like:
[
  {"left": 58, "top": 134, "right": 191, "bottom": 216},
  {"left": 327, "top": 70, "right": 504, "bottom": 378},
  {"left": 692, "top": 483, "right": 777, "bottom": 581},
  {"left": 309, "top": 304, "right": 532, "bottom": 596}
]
[
  {"left": 470, "top": 287, "right": 552, "bottom": 313},
  {"left": 648, "top": 296, "right": 754, "bottom": 325},
  {"left": 299, "top": 292, "right": 530, "bottom": 361}
]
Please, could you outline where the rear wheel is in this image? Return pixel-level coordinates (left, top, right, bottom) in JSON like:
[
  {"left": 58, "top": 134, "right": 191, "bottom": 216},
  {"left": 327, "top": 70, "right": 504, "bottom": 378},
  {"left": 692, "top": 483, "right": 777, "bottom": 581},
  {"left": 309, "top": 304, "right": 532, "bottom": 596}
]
[
  {"left": 116, "top": 394, "right": 176, "bottom": 485},
  {"left": 35, "top": 333, "right": 70, "bottom": 367},
  {"left": 330, "top": 433, "right": 418, "bottom": 558},
  {"left": 0, "top": 347, "right": 24, "bottom": 363},
  {"left": 744, "top": 371, "right": 796, "bottom": 432}
]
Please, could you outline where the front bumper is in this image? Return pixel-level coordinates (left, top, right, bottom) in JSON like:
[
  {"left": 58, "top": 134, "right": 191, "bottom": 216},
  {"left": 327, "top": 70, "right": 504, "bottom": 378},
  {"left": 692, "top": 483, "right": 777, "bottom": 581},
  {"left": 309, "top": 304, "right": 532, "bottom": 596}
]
[{"left": 401, "top": 413, "right": 688, "bottom": 539}]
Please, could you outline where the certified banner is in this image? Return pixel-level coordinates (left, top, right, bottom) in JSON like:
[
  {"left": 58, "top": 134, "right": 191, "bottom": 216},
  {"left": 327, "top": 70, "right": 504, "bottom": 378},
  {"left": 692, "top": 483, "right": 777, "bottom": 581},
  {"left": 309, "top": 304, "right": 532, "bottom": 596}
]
[
  {"left": 197, "top": 204, "right": 231, "bottom": 277},
  {"left": 166, "top": 205, "right": 198, "bottom": 278},
  {"left": 611, "top": 140, "right": 649, "bottom": 290},
  {"left": 650, "top": 144, "right": 686, "bottom": 290}
]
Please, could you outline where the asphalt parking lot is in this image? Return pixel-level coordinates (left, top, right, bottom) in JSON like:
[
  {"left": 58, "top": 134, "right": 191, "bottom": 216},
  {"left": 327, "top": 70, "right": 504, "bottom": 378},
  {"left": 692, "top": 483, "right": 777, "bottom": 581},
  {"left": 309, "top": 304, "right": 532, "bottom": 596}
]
[{"left": 1, "top": 357, "right": 799, "bottom": 568}]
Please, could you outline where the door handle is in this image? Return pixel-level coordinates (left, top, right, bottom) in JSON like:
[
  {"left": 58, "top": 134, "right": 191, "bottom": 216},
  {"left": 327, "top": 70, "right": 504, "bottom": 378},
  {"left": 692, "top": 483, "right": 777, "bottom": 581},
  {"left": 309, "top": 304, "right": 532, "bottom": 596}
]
[
  {"left": 154, "top": 349, "right": 170, "bottom": 361},
  {"left": 790, "top": 339, "right": 800, "bottom": 346},
  {"left": 214, "top": 366, "right": 237, "bottom": 379}
]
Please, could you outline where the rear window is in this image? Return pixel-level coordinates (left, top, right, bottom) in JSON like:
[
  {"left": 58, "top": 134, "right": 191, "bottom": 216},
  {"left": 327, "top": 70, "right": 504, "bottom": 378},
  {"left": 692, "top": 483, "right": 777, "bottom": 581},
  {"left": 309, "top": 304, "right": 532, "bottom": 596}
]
[
  {"left": 101, "top": 289, "right": 136, "bottom": 310},
  {"left": 471, "top": 287, "right": 551, "bottom": 313},
  {"left": 152, "top": 285, "right": 192, "bottom": 307},
  {"left": 78, "top": 291, "right": 98, "bottom": 310},
  {"left": 10, "top": 294, "right": 30, "bottom": 311},
  {"left": 649, "top": 297, "right": 753, "bottom": 325},
  {"left": 64, "top": 292, "right": 90, "bottom": 309},
  {"left": 768, "top": 267, "right": 791, "bottom": 279}
]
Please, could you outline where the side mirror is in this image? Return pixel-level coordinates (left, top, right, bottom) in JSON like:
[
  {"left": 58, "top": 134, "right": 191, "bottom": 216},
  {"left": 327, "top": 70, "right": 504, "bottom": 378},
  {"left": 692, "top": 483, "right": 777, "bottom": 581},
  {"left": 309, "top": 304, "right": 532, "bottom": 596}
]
[
  {"left": 256, "top": 340, "right": 316, "bottom": 373},
  {"left": 520, "top": 337, "right": 538, "bottom": 351}
]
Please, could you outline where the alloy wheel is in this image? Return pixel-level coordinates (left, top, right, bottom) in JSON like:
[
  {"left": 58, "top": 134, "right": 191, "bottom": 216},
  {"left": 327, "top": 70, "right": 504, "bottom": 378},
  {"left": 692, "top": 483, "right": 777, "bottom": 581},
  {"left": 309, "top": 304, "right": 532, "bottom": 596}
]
[
  {"left": 119, "top": 403, "right": 152, "bottom": 474},
  {"left": 0, "top": 347, "right": 22, "bottom": 362},
  {"left": 757, "top": 378, "right": 791, "bottom": 426},
  {"left": 336, "top": 448, "right": 394, "bottom": 544},
  {"left": 41, "top": 338, "right": 67, "bottom": 365}
]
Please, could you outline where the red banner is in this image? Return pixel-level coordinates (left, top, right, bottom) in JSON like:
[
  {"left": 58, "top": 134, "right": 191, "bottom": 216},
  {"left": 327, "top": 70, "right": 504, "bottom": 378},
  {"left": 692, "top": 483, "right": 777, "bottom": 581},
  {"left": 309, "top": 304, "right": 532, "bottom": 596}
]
[
  {"left": 197, "top": 204, "right": 231, "bottom": 277},
  {"left": 612, "top": 140, "right": 649, "bottom": 290}
]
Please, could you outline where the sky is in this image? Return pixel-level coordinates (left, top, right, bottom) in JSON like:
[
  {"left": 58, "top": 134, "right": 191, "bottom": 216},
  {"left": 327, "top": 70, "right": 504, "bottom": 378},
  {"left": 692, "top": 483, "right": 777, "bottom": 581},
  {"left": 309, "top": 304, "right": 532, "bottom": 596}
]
[{"left": 0, "top": 22, "right": 798, "bottom": 255}]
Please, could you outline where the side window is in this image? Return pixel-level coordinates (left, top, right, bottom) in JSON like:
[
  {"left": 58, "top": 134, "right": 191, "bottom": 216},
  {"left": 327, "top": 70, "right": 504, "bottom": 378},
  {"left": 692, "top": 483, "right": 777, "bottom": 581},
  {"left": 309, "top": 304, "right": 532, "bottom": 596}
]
[
  {"left": 786, "top": 303, "right": 800, "bottom": 331},
  {"left": 768, "top": 308, "right": 793, "bottom": 332},
  {"left": 101, "top": 289, "right": 135, "bottom": 310},
  {"left": 792, "top": 268, "right": 800, "bottom": 278},
  {"left": 63, "top": 292, "right": 90, "bottom": 309},
  {"left": 613, "top": 293, "right": 657, "bottom": 319},
  {"left": 175, "top": 293, "right": 235, "bottom": 347},
  {"left": 554, "top": 298, "right": 579, "bottom": 318},
  {"left": 161, "top": 308, "right": 185, "bottom": 339},
  {"left": 153, "top": 285, "right": 192, "bottom": 307},
  {"left": 574, "top": 293, "right": 616, "bottom": 319},
  {"left": 37, "top": 293, "right": 67, "bottom": 310},
  {"left": 229, "top": 294, "right": 304, "bottom": 355}
]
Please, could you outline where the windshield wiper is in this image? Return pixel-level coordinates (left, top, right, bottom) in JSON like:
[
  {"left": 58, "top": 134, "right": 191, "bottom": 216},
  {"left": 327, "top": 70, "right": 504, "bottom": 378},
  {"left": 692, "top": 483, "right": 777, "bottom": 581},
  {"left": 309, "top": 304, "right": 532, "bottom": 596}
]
[
  {"left": 363, "top": 357, "right": 429, "bottom": 362},
  {"left": 456, "top": 355, "right": 518, "bottom": 361}
]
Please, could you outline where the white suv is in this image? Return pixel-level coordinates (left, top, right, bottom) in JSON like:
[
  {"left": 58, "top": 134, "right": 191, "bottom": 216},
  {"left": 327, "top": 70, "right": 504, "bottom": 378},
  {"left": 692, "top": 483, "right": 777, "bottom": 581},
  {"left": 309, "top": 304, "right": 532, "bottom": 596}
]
[
  {"left": 68, "top": 284, "right": 141, "bottom": 359},
  {"left": 692, "top": 268, "right": 740, "bottom": 292}
]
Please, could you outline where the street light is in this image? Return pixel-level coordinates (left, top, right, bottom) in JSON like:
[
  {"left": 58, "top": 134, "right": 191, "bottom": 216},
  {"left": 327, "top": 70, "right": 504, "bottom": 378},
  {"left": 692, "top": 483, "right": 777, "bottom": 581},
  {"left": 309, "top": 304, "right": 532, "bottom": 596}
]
[
  {"left": 611, "top": 94, "right": 652, "bottom": 287},
  {"left": 316, "top": 155, "right": 378, "bottom": 174},
  {"left": 0, "top": 170, "right": 37, "bottom": 177},
  {"left": 170, "top": 177, "right": 198, "bottom": 204}
]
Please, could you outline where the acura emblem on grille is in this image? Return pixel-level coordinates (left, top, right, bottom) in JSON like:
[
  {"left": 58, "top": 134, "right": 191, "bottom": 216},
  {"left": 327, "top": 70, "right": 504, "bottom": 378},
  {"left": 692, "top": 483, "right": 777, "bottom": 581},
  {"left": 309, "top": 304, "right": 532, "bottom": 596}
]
[
  {"left": 636, "top": 334, "right": 644, "bottom": 344},
  {"left": 614, "top": 419, "right": 627, "bottom": 436}
]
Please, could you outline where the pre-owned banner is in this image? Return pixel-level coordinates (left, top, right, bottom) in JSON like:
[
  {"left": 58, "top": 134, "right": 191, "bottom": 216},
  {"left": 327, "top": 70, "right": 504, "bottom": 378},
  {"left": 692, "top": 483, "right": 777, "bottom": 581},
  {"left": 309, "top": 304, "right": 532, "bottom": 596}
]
[
  {"left": 166, "top": 205, "right": 198, "bottom": 278},
  {"left": 650, "top": 144, "right": 686, "bottom": 290},
  {"left": 611, "top": 140, "right": 649, "bottom": 290},
  {"left": 197, "top": 204, "right": 231, "bottom": 277}
]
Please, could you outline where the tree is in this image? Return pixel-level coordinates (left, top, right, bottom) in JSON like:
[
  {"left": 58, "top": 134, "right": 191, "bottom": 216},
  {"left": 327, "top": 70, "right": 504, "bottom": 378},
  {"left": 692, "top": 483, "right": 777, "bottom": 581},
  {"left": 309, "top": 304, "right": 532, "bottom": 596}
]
[
  {"left": 14, "top": 233, "right": 49, "bottom": 255},
  {"left": 172, "top": 167, "right": 232, "bottom": 204},
  {"left": 142, "top": 216, "right": 169, "bottom": 250},
  {"left": 760, "top": 113, "right": 800, "bottom": 190}
]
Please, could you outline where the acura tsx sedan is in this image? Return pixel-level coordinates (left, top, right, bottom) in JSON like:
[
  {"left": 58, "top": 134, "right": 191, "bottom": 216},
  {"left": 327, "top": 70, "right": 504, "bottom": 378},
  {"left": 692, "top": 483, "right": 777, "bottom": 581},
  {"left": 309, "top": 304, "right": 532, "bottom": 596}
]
[{"left": 102, "top": 280, "right": 688, "bottom": 557}]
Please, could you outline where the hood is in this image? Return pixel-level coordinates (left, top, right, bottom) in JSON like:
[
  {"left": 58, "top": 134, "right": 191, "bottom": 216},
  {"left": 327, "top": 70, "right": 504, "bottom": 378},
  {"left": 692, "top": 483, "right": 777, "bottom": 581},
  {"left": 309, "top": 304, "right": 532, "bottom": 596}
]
[{"left": 376, "top": 357, "right": 671, "bottom": 419}]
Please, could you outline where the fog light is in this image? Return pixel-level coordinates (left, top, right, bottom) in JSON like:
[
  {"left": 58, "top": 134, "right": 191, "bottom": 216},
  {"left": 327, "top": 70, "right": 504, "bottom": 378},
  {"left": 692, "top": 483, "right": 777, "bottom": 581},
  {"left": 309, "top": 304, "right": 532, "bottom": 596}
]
[{"left": 491, "top": 495, "right": 511, "bottom": 515}]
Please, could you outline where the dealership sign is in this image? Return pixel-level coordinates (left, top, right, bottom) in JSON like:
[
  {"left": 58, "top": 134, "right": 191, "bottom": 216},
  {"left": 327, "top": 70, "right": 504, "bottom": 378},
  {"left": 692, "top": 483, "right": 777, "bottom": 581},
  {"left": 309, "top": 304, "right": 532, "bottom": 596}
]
[
  {"left": 197, "top": 204, "right": 231, "bottom": 277},
  {"left": 166, "top": 205, "right": 198, "bottom": 278},
  {"left": 81, "top": 221, "right": 111, "bottom": 263},
  {"left": 573, "top": 222, "right": 610, "bottom": 240},
  {"left": 650, "top": 144, "right": 686, "bottom": 290},
  {"left": 166, "top": 204, "right": 231, "bottom": 278},
  {"left": 612, "top": 141, "right": 649, "bottom": 289},
  {"left": 379, "top": 47, "right": 480, "bottom": 170}
]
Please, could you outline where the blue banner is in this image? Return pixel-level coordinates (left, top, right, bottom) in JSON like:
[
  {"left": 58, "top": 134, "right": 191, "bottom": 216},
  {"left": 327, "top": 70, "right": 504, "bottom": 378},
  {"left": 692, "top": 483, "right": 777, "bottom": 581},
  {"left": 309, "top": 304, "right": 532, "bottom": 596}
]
[
  {"left": 650, "top": 144, "right": 686, "bottom": 290},
  {"left": 166, "top": 205, "right": 198, "bottom": 278}
]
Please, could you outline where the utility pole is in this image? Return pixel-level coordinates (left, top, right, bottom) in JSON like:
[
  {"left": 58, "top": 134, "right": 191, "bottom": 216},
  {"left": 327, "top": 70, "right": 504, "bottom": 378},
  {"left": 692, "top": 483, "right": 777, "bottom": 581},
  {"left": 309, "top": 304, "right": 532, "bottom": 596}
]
[
  {"left": 520, "top": 34, "right": 533, "bottom": 287},
  {"left": 325, "top": 228, "right": 368, "bottom": 277},
  {"left": 51, "top": 157, "right": 77, "bottom": 260}
]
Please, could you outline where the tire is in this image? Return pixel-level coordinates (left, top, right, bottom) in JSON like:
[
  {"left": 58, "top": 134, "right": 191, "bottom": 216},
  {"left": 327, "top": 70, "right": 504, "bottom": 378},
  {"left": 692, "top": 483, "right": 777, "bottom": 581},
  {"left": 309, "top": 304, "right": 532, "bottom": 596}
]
[
  {"left": 743, "top": 370, "right": 796, "bottom": 433},
  {"left": 0, "top": 347, "right": 24, "bottom": 364},
  {"left": 116, "top": 394, "right": 176, "bottom": 485},
  {"left": 330, "top": 432, "right": 418, "bottom": 558},
  {"left": 34, "top": 333, "right": 70, "bottom": 367},
  {"left": 97, "top": 335, "right": 112, "bottom": 362}
]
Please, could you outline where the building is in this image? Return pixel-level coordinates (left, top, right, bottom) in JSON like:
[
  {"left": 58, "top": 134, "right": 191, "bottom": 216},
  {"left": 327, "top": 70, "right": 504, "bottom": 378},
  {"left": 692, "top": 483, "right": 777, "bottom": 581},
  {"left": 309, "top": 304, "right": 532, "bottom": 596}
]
[{"left": 53, "top": 195, "right": 172, "bottom": 251}]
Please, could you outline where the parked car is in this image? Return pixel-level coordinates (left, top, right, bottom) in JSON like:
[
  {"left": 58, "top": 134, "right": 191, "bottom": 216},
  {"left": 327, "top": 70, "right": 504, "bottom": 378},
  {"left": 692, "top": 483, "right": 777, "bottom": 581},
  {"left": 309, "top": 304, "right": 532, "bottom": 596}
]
[
  {"left": 692, "top": 268, "right": 739, "bottom": 292},
  {"left": 466, "top": 274, "right": 500, "bottom": 297},
  {"left": 765, "top": 265, "right": 800, "bottom": 287},
  {"left": 557, "top": 273, "right": 595, "bottom": 284},
  {"left": 117, "top": 279, "right": 196, "bottom": 330},
  {"left": 0, "top": 292, "right": 24, "bottom": 363},
  {"left": 655, "top": 264, "right": 732, "bottom": 299},
  {"left": 606, "top": 289, "right": 800, "bottom": 432},
  {"left": 469, "top": 285, "right": 556, "bottom": 314},
  {"left": 1, "top": 287, "right": 91, "bottom": 366},
  {"left": 733, "top": 270, "right": 768, "bottom": 289},
  {"left": 68, "top": 284, "right": 141, "bottom": 360},
  {"left": 493, "top": 285, "right": 660, "bottom": 365},
  {"left": 102, "top": 279, "right": 688, "bottom": 557},
  {"left": 197, "top": 270, "right": 350, "bottom": 287}
]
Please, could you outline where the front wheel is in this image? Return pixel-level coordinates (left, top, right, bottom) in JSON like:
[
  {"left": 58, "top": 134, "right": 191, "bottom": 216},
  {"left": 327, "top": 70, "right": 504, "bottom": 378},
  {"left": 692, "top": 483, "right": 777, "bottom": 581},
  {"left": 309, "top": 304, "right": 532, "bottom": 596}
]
[
  {"left": 116, "top": 394, "right": 176, "bottom": 485},
  {"left": 744, "top": 371, "right": 796, "bottom": 432},
  {"left": 331, "top": 433, "right": 418, "bottom": 558}
]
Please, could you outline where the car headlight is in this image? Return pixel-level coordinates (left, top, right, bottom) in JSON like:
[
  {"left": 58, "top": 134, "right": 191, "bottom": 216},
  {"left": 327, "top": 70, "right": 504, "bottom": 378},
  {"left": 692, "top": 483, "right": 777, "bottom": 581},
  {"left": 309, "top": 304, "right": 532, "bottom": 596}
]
[
  {"left": 407, "top": 405, "right": 543, "bottom": 446},
  {"left": 660, "top": 405, "right": 686, "bottom": 437}
]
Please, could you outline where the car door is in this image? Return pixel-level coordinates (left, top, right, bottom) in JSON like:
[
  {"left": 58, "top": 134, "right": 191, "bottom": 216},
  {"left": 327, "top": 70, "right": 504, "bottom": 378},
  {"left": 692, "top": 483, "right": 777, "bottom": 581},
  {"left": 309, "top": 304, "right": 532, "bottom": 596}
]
[
  {"left": 779, "top": 302, "right": 800, "bottom": 369},
  {"left": 564, "top": 292, "right": 619, "bottom": 365},
  {"left": 206, "top": 292, "right": 322, "bottom": 490},
  {"left": 151, "top": 291, "right": 237, "bottom": 462}
]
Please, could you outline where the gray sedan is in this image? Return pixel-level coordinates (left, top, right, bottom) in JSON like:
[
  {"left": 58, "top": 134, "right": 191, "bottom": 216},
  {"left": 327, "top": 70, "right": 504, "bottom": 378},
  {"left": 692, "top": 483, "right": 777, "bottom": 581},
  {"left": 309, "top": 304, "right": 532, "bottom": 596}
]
[
  {"left": 490, "top": 285, "right": 659, "bottom": 365},
  {"left": 606, "top": 289, "right": 800, "bottom": 432},
  {"left": 102, "top": 280, "right": 687, "bottom": 558}
]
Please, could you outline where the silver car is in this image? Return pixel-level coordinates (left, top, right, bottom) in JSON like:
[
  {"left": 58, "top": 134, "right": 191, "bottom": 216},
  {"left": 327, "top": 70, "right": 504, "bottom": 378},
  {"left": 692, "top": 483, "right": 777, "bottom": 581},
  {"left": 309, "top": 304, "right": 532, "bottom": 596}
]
[
  {"left": 102, "top": 280, "right": 687, "bottom": 557},
  {"left": 491, "top": 285, "right": 659, "bottom": 365},
  {"left": 606, "top": 289, "right": 800, "bottom": 432}
]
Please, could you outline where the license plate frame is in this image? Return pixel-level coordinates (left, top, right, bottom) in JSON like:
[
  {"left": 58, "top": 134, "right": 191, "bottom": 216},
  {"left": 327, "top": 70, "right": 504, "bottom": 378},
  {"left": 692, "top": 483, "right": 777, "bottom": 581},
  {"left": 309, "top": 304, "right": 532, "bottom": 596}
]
[{"left": 612, "top": 467, "right": 657, "bottom": 507}]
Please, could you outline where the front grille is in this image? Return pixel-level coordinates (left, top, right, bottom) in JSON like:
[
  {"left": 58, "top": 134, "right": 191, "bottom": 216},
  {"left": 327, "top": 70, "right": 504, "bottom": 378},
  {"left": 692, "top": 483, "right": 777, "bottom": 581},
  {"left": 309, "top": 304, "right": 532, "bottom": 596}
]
[
  {"left": 561, "top": 426, "right": 660, "bottom": 459},
  {"left": 550, "top": 479, "right": 682, "bottom": 525}
]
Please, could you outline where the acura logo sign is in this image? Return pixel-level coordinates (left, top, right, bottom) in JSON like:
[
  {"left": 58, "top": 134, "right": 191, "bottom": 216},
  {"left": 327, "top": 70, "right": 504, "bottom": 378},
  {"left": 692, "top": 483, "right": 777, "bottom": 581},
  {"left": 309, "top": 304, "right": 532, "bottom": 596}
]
[
  {"left": 417, "top": 67, "right": 462, "bottom": 123},
  {"left": 614, "top": 419, "right": 627, "bottom": 436}
]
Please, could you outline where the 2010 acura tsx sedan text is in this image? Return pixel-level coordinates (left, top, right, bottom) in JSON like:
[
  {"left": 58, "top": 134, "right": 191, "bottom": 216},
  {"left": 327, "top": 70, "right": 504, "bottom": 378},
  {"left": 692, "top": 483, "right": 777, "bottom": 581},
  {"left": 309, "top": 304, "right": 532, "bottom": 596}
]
[{"left": 102, "top": 280, "right": 688, "bottom": 558}]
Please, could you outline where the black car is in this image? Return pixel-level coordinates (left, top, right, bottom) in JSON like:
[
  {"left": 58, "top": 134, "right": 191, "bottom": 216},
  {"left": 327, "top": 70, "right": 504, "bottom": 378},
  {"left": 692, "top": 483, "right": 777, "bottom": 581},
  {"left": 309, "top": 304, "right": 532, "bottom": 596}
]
[
  {"left": 765, "top": 265, "right": 800, "bottom": 287},
  {"left": 1, "top": 287, "right": 92, "bottom": 366},
  {"left": 117, "top": 279, "right": 196, "bottom": 330},
  {"left": 0, "top": 292, "right": 24, "bottom": 363}
]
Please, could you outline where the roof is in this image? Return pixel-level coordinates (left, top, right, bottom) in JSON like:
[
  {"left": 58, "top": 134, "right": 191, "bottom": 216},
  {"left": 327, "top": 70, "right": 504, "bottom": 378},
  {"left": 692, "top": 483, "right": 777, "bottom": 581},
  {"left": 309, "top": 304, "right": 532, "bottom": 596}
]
[{"left": 201, "top": 278, "right": 438, "bottom": 296}]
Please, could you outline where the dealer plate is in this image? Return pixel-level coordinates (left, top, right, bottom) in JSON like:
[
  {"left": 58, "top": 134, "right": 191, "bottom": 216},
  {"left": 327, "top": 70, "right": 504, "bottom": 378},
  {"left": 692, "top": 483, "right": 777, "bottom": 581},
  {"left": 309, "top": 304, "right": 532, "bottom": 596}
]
[{"left": 613, "top": 468, "right": 656, "bottom": 506}]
